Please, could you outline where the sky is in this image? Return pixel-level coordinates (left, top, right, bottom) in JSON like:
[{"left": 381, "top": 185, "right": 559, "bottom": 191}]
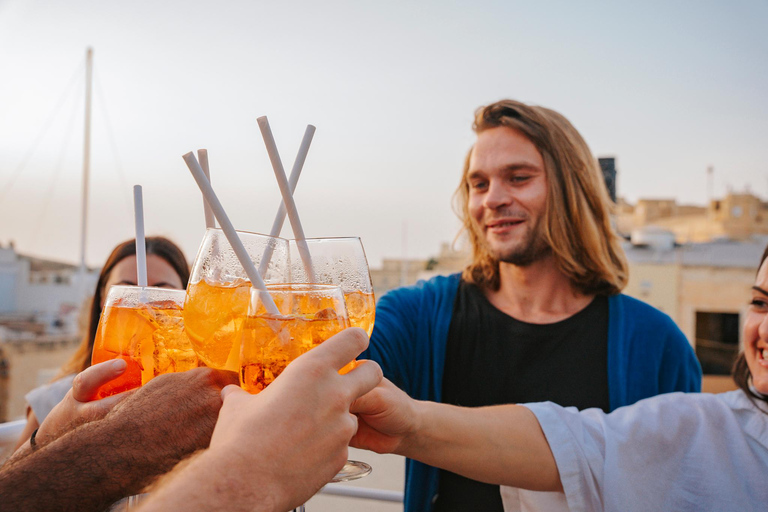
[{"left": 0, "top": 0, "right": 766, "bottom": 269}]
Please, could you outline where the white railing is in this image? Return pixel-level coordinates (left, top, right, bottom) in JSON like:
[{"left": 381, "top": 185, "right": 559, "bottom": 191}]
[
  {"left": 0, "top": 419, "right": 25, "bottom": 460},
  {"left": 0, "top": 420, "right": 24, "bottom": 447},
  {"left": 318, "top": 484, "right": 403, "bottom": 502}
]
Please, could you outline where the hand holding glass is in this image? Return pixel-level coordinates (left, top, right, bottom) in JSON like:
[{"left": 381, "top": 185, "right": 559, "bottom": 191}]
[{"left": 91, "top": 286, "right": 197, "bottom": 399}]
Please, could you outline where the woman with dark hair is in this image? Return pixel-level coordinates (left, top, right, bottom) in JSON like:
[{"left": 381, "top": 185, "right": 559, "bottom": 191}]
[
  {"left": 351, "top": 245, "right": 768, "bottom": 511},
  {"left": 13, "top": 237, "right": 189, "bottom": 450}
]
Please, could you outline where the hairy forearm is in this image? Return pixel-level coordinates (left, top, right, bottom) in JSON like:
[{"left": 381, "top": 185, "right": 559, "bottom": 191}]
[
  {"left": 402, "top": 402, "right": 562, "bottom": 492},
  {"left": 139, "top": 448, "right": 283, "bottom": 512},
  {"left": 0, "top": 416, "right": 193, "bottom": 511}
]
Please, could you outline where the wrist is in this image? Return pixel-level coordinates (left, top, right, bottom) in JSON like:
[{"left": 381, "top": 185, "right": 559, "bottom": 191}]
[{"left": 397, "top": 398, "right": 428, "bottom": 458}]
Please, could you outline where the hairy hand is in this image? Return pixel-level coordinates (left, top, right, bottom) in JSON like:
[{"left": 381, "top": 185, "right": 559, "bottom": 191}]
[
  {"left": 350, "top": 377, "right": 419, "bottom": 456},
  {"left": 36, "top": 359, "right": 132, "bottom": 444},
  {"left": 103, "top": 367, "right": 239, "bottom": 481}
]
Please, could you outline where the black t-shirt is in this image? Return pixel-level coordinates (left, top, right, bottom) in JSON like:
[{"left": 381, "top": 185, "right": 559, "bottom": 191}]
[{"left": 434, "top": 280, "right": 610, "bottom": 512}]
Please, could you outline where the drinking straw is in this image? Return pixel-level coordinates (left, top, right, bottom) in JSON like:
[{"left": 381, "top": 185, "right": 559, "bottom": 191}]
[
  {"left": 256, "top": 117, "right": 318, "bottom": 283},
  {"left": 181, "top": 152, "right": 279, "bottom": 315},
  {"left": 133, "top": 185, "right": 148, "bottom": 288},
  {"left": 197, "top": 149, "right": 216, "bottom": 229},
  {"left": 257, "top": 124, "right": 315, "bottom": 278}
]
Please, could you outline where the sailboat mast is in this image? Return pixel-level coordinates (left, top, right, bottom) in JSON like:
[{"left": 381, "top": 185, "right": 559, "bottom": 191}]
[{"left": 79, "top": 47, "right": 93, "bottom": 272}]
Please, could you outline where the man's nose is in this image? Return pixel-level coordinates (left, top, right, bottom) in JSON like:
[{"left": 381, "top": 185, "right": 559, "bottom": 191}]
[{"left": 483, "top": 180, "right": 512, "bottom": 210}]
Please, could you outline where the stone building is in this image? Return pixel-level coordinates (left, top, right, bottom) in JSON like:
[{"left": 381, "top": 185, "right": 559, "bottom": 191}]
[
  {"left": 0, "top": 242, "right": 96, "bottom": 421},
  {"left": 622, "top": 234, "right": 768, "bottom": 389},
  {"left": 616, "top": 192, "right": 768, "bottom": 243}
]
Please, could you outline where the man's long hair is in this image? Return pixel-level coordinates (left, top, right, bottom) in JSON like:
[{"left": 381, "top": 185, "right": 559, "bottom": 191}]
[{"left": 454, "top": 99, "right": 628, "bottom": 295}]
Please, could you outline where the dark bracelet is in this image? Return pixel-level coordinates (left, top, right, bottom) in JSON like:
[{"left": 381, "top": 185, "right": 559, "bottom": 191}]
[{"left": 30, "top": 428, "right": 39, "bottom": 449}]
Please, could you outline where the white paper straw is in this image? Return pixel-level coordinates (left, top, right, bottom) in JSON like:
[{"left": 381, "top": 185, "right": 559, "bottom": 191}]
[
  {"left": 133, "top": 185, "right": 148, "bottom": 288},
  {"left": 197, "top": 149, "right": 216, "bottom": 230},
  {"left": 258, "top": 124, "right": 315, "bottom": 278},
  {"left": 256, "top": 117, "right": 317, "bottom": 283},
  {"left": 181, "top": 152, "right": 279, "bottom": 315}
]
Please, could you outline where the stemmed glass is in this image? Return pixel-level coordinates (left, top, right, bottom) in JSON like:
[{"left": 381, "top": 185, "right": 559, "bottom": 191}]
[
  {"left": 183, "top": 228, "right": 289, "bottom": 372},
  {"left": 240, "top": 283, "right": 371, "bottom": 483},
  {"left": 288, "top": 237, "right": 375, "bottom": 335},
  {"left": 288, "top": 236, "right": 375, "bottom": 481},
  {"left": 91, "top": 285, "right": 196, "bottom": 399},
  {"left": 240, "top": 283, "right": 350, "bottom": 392}
]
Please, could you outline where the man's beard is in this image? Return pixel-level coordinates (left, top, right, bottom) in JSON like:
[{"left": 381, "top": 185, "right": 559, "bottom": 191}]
[{"left": 481, "top": 217, "right": 550, "bottom": 267}]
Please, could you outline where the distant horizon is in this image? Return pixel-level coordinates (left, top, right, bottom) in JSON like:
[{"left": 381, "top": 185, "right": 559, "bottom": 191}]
[{"left": 3, "top": 184, "right": 766, "bottom": 270}]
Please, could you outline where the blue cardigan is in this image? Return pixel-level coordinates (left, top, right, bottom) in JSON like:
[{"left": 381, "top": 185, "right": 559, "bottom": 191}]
[{"left": 362, "top": 273, "right": 702, "bottom": 512}]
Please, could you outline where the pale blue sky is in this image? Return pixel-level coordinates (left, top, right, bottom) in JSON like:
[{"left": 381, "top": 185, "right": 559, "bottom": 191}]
[{"left": 1, "top": 0, "right": 766, "bottom": 267}]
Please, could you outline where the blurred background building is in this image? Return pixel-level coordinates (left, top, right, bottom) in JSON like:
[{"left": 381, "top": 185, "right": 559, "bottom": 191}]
[{"left": 0, "top": 241, "right": 97, "bottom": 421}]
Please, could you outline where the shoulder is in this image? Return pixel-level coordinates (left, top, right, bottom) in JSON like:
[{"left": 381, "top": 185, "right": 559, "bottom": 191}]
[
  {"left": 609, "top": 293, "right": 682, "bottom": 335},
  {"left": 378, "top": 273, "right": 461, "bottom": 306}
]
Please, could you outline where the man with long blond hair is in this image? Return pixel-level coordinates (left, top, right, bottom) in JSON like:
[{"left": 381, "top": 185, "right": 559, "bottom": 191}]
[{"left": 362, "top": 99, "right": 702, "bottom": 512}]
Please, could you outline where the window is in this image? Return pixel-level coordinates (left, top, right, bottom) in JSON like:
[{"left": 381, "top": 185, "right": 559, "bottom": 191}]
[{"left": 695, "top": 311, "right": 739, "bottom": 375}]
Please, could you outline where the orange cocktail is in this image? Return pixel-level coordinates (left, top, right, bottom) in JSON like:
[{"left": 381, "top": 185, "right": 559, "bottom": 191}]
[
  {"left": 288, "top": 237, "right": 376, "bottom": 336},
  {"left": 239, "top": 284, "right": 349, "bottom": 394},
  {"left": 92, "top": 286, "right": 196, "bottom": 399},
  {"left": 184, "top": 278, "right": 251, "bottom": 370},
  {"left": 344, "top": 290, "right": 375, "bottom": 336},
  {"left": 183, "top": 228, "right": 289, "bottom": 371}
]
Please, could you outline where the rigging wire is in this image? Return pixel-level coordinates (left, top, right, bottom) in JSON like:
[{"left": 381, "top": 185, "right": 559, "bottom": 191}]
[
  {"left": 0, "top": 60, "right": 85, "bottom": 203},
  {"left": 28, "top": 86, "right": 83, "bottom": 250},
  {"left": 94, "top": 68, "right": 132, "bottom": 219}
]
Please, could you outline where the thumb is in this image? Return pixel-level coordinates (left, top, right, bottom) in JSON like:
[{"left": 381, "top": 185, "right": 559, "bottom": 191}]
[{"left": 73, "top": 359, "right": 128, "bottom": 402}]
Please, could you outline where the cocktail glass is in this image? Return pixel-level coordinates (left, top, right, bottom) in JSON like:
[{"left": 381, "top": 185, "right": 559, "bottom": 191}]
[
  {"left": 240, "top": 283, "right": 372, "bottom": 482},
  {"left": 183, "top": 228, "right": 289, "bottom": 371},
  {"left": 287, "top": 238, "right": 376, "bottom": 482},
  {"left": 91, "top": 286, "right": 197, "bottom": 399},
  {"left": 287, "top": 237, "right": 375, "bottom": 336}
]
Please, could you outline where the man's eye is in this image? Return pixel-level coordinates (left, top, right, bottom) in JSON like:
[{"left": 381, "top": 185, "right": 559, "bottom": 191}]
[
  {"left": 470, "top": 181, "right": 488, "bottom": 190},
  {"left": 510, "top": 175, "right": 531, "bottom": 184}
]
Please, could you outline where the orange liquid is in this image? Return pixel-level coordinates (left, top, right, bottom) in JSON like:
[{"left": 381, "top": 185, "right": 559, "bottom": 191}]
[
  {"left": 91, "top": 305, "right": 155, "bottom": 399},
  {"left": 240, "top": 309, "right": 349, "bottom": 393},
  {"left": 344, "top": 290, "right": 375, "bottom": 336},
  {"left": 92, "top": 301, "right": 197, "bottom": 399},
  {"left": 151, "top": 303, "right": 198, "bottom": 377},
  {"left": 183, "top": 279, "right": 251, "bottom": 371}
]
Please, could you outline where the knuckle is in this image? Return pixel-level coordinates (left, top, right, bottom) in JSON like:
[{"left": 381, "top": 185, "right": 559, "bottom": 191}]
[
  {"left": 72, "top": 372, "right": 84, "bottom": 390},
  {"left": 349, "top": 327, "right": 369, "bottom": 350},
  {"left": 341, "top": 414, "right": 358, "bottom": 438}
]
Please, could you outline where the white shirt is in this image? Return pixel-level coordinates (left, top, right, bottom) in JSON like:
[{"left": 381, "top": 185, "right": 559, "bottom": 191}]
[
  {"left": 500, "top": 390, "right": 768, "bottom": 512},
  {"left": 25, "top": 374, "right": 75, "bottom": 422}
]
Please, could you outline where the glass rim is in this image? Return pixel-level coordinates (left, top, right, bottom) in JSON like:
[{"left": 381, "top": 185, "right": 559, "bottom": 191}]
[
  {"left": 105, "top": 285, "right": 186, "bottom": 306},
  {"left": 202, "top": 229, "right": 362, "bottom": 244},
  {"left": 300, "top": 236, "right": 362, "bottom": 242},
  {"left": 203, "top": 226, "right": 290, "bottom": 242},
  {"left": 106, "top": 284, "right": 186, "bottom": 294},
  {"left": 251, "top": 283, "right": 344, "bottom": 293}
]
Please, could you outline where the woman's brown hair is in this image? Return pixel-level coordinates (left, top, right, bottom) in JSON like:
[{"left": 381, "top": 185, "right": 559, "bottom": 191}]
[
  {"left": 58, "top": 237, "right": 189, "bottom": 377},
  {"left": 454, "top": 99, "right": 628, "bottom": 295}
]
